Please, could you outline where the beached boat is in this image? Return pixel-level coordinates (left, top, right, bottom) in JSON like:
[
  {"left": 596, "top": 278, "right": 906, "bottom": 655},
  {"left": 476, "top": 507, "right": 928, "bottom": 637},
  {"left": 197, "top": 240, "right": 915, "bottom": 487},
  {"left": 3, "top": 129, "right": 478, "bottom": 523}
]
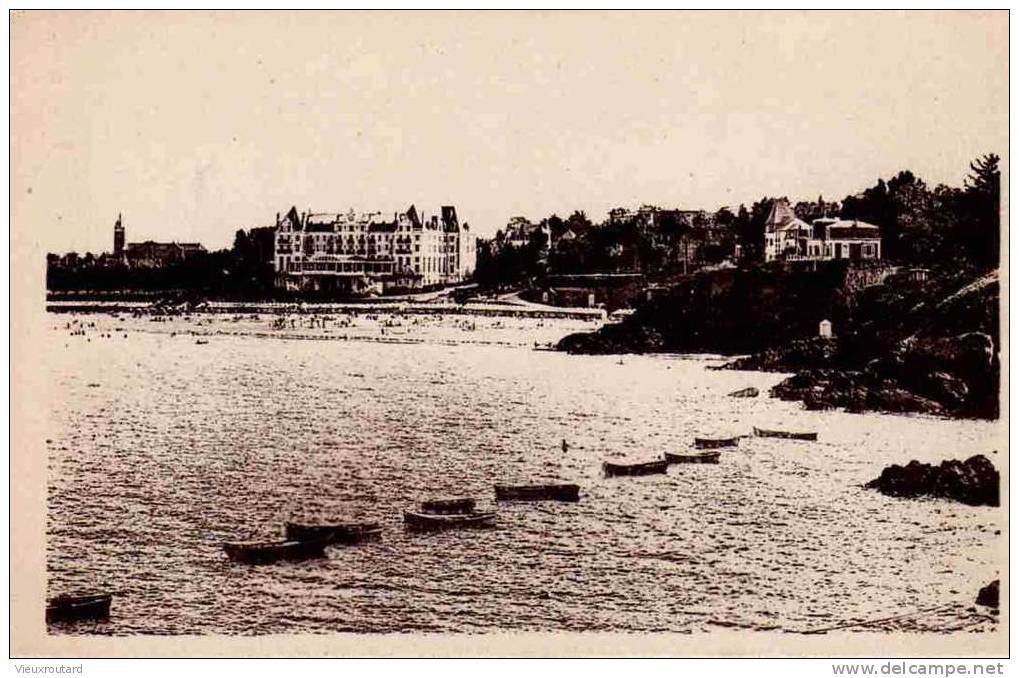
[
  {"left": 665, "top": 450, "right": 721, "bottom": 464},
  {"left": 222, "top": 538, "right": 327, "bottom": 564},
  {"left": 694, "top": 436, "right": 740, "bottom": 449},
  {"left": 403, "top": 510, "right": 496, "bottom": 530},
  {"left": 753, "top": 426, "right": 818, "bottom": 441},
  {"left": 284, "top": 521, "right": 382, "bottom": 544},
  {"left": 494, "top": 483, "right": 580, "bottom": 502},
  {"left": 603, "top": 459, "right": 669, "bottom": 477},
  {"left": 420, "top": 498, "right": 476, "bottom": 514},
  {"left": 46, "top": 593, "right": 112, "bottom": 624},
  {"left": 728, "top": 387, "right": 759, "bottom": 398}
]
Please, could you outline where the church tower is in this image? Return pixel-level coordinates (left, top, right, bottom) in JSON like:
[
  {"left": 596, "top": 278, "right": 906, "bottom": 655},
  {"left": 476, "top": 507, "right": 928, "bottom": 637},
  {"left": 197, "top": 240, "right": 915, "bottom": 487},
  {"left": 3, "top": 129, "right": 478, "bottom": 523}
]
[{"left": 114, "top": 213, "right": 125, "bottom": 256}]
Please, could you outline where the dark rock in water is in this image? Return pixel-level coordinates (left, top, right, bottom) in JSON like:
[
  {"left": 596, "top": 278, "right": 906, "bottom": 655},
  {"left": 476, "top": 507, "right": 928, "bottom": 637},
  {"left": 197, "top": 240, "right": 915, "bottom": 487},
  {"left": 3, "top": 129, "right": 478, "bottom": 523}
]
[
  {"left": 976, "top": 580, "right": 999, "bottom": 608},
  {"left": 866, "top": 454, "right": 999, "bottom": 506},
  {"left": 728, "top": 387, "right": 759, "bottom": 398},
  {"left": 771, "top": 367, "right": 951, "bottom": 417},
  {"left": 866, "top": 460, "right": 939, "bottom": 498},
  {"left": 934, "top": 455, "right": 1000, "bottom": 507},
  {"left": 557, "top": 321, "right": 664, "bottom": 355}
]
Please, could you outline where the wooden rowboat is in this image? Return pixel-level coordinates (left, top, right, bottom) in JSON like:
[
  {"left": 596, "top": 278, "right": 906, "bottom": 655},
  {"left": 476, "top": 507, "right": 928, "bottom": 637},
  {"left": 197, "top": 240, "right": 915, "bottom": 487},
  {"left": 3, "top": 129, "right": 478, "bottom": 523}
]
[
  {"left": 403, "top": 510, "right": 496, "bottom": 531},
  {"left": 46, "top": 593, "right": 112, "bottom": 624},
  {"left": 665, "top": 450, "right": 721, "bottom": 464},
  {"left": 420, "top": 498, "right": 476, "bottom": 514},
  {"left": 222, "top": 538, "right": 327, "bottom": 564},
  {"left": 603, "top": 460, "right": 669, "bottom": 477},
  {"left": 753, "top": 426, "right": 818, "bottom": 441},
  {"left": 694, "top": 436, "right": 740, "bottom": 449},
  {"left": 494, "top": 484, "right": 580, "bottom": 502},
  {"left": 284, "top": 521, "right": 382, "bottom": 544}
]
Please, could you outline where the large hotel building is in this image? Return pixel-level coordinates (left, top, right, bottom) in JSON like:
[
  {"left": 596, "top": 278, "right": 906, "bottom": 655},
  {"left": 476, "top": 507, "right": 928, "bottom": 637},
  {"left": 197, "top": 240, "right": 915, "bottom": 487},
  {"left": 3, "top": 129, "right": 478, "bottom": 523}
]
[{"left": 274, "top": 204, "right": 476, "bottom": 294}]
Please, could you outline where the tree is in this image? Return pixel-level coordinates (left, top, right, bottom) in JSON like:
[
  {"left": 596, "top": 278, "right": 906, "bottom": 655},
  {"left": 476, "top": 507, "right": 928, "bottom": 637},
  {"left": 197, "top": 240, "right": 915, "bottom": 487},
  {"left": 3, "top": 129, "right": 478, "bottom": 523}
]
[
  {"left": 565, "top": 210, "right": 593, "bottom": 236},
  {"left": 960, "top": 153, "right": 1001, "bottom": 269},
  {"left": 736, "top": 197, "right": 778, "bottom": 262},
  {"left": 841, "top": 171, "right": 930, "bottom": 261},
  {"left": 714, "top": 207, "right": 735, "bottom": 228},
  {"left": 543, "top": 214, "right": 566, "bottom": 240},
  {"left": 794, "top": 195, "right": 839, "bottom": 223}
]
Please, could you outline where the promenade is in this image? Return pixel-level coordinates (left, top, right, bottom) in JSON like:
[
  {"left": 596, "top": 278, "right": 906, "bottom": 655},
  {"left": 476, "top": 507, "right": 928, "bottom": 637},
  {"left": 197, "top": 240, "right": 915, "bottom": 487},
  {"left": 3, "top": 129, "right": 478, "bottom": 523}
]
[{"left": 45, "top": 298, "right": 608, "bottom": 321}]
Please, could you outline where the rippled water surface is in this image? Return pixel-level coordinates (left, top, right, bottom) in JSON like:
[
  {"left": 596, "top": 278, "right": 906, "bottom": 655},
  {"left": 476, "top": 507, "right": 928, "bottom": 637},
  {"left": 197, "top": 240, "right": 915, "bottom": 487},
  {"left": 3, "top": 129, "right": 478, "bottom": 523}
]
[{"left": 45, "top": 312, "right": 1002, "bottom": 635}]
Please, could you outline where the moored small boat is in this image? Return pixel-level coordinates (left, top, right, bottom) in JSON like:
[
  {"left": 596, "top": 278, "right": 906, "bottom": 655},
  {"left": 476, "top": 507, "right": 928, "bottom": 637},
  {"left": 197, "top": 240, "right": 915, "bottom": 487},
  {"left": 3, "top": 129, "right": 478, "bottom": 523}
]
[
  {"left": 603, "top": 459, "right": 669, "bottom": 477},
  {"left": 728, "top": 387, "right": 759, "bottom": 398},
  {"left": 494, "top": 483, "right": 580, "bottom": 502},
  {"left": 753, "top": 426, "right": 818, "bottom": 441},
  {"left": 694, "top": 436, "right": 740, "bottom": 449},
  {"left": 420, "top": 498, "right": 476, "bottom": 514},
  {"left": 284, "top": 521, "right": 382, "bottom": 544},
  {"left": 403, "top": 510, "right": 496, "bottom": 530},
  {"left": 222, "top": 538, "right": 327, "bottom": 564},
  {"left": 46, "top": 593, "right": 112, "bottom": 624},
  {"left": 665, "top": 450, "right": 721, "bottom": 464}
]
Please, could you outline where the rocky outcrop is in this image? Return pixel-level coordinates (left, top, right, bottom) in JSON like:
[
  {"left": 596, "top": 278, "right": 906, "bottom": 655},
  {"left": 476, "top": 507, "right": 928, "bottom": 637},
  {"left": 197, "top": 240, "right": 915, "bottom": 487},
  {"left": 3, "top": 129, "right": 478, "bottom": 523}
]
[
  {"left": 721, "top": 338, "right": 838, "bottom": 373},
  {"left": 557, "top": 265, "right": 850, "bottom": 355},
  {"left": 759, "top": 271, "right": 999, "bottom": 418},
  {"left": 768, "top": 329, "right": 998, "bottom": 418},
  {"left": 771, "top": 369, "right": 947, "bottom": 415},
  {"left": 865, "top": 454, "right": 999, "bottom": 506},
  {"left": 556, "top": 321, "right": 665, "bottom": 354},
  {"left": 976, "top": 580, "right": 999, "bottom": 608},
  {"left": 558, "top": 266, "right": 999, "bottom": 420}
]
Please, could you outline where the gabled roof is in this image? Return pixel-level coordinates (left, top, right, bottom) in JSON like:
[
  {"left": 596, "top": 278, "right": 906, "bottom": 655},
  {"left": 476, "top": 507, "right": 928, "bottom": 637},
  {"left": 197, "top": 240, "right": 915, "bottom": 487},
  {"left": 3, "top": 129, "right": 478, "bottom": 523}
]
[
  {"left": 277, "top": 206, "right": 303, "bottom": 230},
  {"left": 405, "top": 205, "right": 421, "bottom": 228},
  {"left": 765, "top": 199, "right": 811, "bottom": 232}
]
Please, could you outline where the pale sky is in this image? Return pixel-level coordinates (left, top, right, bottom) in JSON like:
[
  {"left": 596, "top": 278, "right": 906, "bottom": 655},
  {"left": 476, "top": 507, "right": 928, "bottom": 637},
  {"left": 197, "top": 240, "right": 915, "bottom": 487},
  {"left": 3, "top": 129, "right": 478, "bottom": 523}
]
[{"left": 11, "top": 10, "right": 1008, "bottom": 253}]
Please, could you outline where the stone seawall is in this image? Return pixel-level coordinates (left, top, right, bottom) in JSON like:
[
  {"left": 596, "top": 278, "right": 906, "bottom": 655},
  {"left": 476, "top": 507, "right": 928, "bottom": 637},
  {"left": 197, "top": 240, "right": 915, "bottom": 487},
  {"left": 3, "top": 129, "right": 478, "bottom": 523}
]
[{"left": 841, "top": 263, "right": 900, "bottom": 298}]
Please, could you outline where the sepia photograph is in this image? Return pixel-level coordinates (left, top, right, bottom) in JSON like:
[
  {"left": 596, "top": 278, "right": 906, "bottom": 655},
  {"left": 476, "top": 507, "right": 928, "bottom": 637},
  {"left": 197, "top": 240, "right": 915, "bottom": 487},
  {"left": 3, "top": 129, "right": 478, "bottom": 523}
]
[{"left": 8, "top": 9, "right": 1008, "bottom": 662}]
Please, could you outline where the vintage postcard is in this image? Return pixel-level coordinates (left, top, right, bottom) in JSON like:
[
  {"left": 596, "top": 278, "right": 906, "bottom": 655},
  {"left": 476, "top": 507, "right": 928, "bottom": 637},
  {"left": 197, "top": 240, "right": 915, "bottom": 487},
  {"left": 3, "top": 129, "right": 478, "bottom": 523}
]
[{"left": 9, "top": 10, "right": 1008, "bottom": 659}]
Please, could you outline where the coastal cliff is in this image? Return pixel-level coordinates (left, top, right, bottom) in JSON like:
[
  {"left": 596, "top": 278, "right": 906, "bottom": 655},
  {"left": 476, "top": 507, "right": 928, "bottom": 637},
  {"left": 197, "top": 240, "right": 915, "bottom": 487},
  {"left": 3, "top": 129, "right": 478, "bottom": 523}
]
[
  {"left": 557, "top": 265, "right": 855, "bottom": 355},
  {"left": 557, "top": 265, "right": 999, "bottom": 419}
]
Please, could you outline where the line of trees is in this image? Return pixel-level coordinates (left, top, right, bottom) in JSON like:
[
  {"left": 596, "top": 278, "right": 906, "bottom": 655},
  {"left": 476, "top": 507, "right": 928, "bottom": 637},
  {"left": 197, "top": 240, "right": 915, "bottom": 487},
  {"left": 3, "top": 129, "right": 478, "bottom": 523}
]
[
  {"left": 474, "top": 154, "right": 1001, "bottom": 287},
  {"left": 47, "top": 227, "right": 277, "bottom": 298},
  {"left": 840, "top": 154, "right": 1000, "bottom": 271},
  {"left": 475, "top": 208, "right": 738, "bottom": 288}
]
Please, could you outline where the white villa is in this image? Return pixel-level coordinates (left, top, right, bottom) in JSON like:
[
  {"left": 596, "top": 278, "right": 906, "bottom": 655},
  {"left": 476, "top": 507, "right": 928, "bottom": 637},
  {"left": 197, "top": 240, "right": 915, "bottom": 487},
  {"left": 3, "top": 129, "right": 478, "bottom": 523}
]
[{"left": 764, "top": 199, "right": 882, "bottom": 262}]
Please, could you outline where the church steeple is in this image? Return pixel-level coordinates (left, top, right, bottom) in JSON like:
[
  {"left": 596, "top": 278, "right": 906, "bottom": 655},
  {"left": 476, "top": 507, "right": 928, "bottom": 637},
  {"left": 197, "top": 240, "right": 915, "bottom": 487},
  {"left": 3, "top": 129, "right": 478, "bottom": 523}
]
[{"left": 114, "top": 212, "right": 125, "bottom": 256}]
